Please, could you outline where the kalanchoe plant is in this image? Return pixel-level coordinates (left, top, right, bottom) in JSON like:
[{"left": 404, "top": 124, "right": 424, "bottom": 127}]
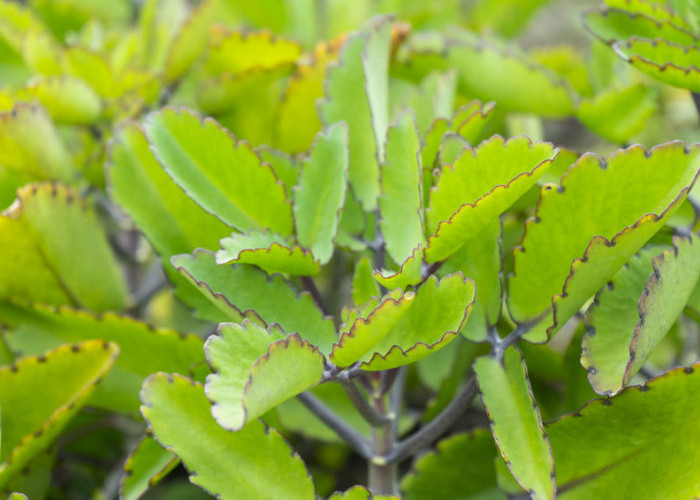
[{"left": 3, "top": 0, "right": 700, "bottom": 499}]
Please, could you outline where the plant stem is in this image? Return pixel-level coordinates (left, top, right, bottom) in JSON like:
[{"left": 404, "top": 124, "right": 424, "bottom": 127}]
[
  {"left": 300, "top": 276, "right": 328, "bottom": 315},
  {"left": 692, "top": 92, "right": 700, "bottom": 123},
  {"left": 297, "top": 392, "right": 372, "bottom": 459},
  {"left": 339, "top": 378, "right": 391, "bottom": 427},
  {"left": 386, "top": 375, "right": 477, "bottom": 464},
  {"left": 368, "top": 393, "right": 397, "bottom": 495}
]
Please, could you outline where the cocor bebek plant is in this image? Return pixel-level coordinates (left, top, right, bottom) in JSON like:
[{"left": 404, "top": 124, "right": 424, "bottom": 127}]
[{"left": 2, "top": 0, "right": 700, "bottom": 499}]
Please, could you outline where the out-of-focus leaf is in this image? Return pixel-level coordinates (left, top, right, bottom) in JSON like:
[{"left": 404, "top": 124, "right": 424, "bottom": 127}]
[
  {"left": 475, "top": 347, "right": 555, "bottom": 500},
  {"left": 0, "top": 183, "right": 127, "bottom": 311}
]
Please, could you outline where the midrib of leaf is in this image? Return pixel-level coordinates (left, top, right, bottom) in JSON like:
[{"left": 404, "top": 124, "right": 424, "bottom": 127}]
[
  {"left": 28, "top": 232, "right": 81, "bottom": 308},
  {"left": 155, "top": 135, "right": 262, "bottom": 231}
]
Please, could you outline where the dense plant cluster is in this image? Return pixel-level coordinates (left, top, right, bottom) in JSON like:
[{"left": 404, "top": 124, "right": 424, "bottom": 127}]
[{"left": 1, "top": 0, "right": 700, "bottom": 498}]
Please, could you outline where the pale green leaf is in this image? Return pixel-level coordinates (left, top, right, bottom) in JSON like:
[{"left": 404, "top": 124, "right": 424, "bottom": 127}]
[
  {"left": 373, "top": 246, "right": 424, "bottom": 291},
  {"left": 207, "top": 323, "right": 325, "bottom": 430},
  {"left": 508, "top": 142, "right": 700, "bottom": 342},
  {"left": 474, "top": 347, "right": 555, "bottom": 500},
  {"left": 331, "top": 273, "right": 475, "bottom": 370},
  {"left": 141, "top": 373, "right": 315, "bottom": 499},
  {"left": 145, "top": 107, "right": 293, "bottom": 235},
  {"left": 0, "top": 183, "right": 127, "bottom": 311},
  {"left": 0, "top": 341, "right": 118, "bottom": 490},
  {"left": 0, "top": 301, "right": 204, "bottom": 412},
  {"left": 319, "top": 16, "right": 393, "bottom": 210},
  {"left": 173, "top": 250, "right": 337, "bottom": 354},
  {"left": 293, "top": 123, "right": 349, "bottom": 264},
  {"left": 380, "top": 110, "right": 424, "bottom": 264}
]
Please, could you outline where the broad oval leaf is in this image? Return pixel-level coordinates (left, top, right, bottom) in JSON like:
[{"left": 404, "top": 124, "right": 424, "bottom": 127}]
[
  {"left": 205, "top": 321, "right": 325, "bottom": 431},
  {"left": 548, "top": 362, "right": 700, "bottom": 499},
  {"left": 145, "top": 107, "right": 294, "bottom": 236},
  {"left": 426, "top": 135, "right": 556, "bottom": 263},
  {"left": 583, "top": 234, "right": 700, "bottom": 395},
  {"left": 331, "top": 273, "right": 475, "bottom": 371},
  {"left": 172, "top": 250, "right": 337, "bottom": 354},
  {"left": 508, "top": 141, "right": 700, "bottom": 342},
  {"left": 0, "top": 300, "right": 204, "bottom": 412},
  {"left": 0, "top": 183, "right": 127, "bottom": 311},
  {"left": 0, "top": 341, "right": 118, "bottom": 489},
  {"left": 141, "top": 373, "right": 316, "bottom": 499},
  {"left": 474, "top": 347, "right": 555, "bottom": 500}
]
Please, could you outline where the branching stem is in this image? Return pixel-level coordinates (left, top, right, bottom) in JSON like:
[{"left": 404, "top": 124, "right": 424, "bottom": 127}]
[
  {"left": 339, "top": 378, "right": 392, "bottom": 427},
  {"left": 297, "top": 392, "right": 372, "bottom": 459}
]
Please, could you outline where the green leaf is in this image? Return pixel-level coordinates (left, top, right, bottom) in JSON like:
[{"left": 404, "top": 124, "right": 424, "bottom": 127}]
[
  {"left": 380, "top": 110, "right": 424, "bottom": 264},
  {"left": 603, "top": 0, "right": 690, "bottom": 28},
  {"left": 173, "top": 250, "right": 337, "bottom": 354},
  {"left": 0, "top": 341, "right": 118, "bottom": 489},
  {"left": 277, "top": 39, "right": 342, "bottom": 153},
  {"left": 203, "top": 29, "right": 302, "bottom": 76},
  {"left": 141, "top": 373, "right": 315, "bottom": 499},
  {"left": 108, "top": 122, "right": 232, "bottom": 321},
  {"left": 120, "top": 434, "right": 178, "bottom": 500},
  {"left": 217, "top": 230, "right": 321, "bottom": 276},
  {"left": 398, "top": 70, "right": 457, "bottom": 136},
  {"left": 401, "top": 430, "right": 506, "bottom": 500},
  {"left": 583, "top": 234, "right": 700, "bottom": 395},
  {"left": 16, "top": 77, "right": 101, "bottom": 124},
  {"left": 474, "top": 347, "right": 555, "bottom": 500},
  {"left": 206, "top": 321, "right": 325, "bottom": 430},
  {"left": 61, "top": 47, "right": 115, "bottom": 98},
  {"left": 0, "top": 301, "right": 204, "bottom": 412},
  {"left": 468, "top": 0, "right": 550, "bottom": 38},
  {"left": 0, "top": 104, "right": 74, "bottom": 182},
  {"left": 319, "top": 16, "right": 393, "bottom": 211},
  {"left": 329, "top": 485, "right": 398, "bottom": 499},
  {"left": 508, "top": 142, "right": 700, "bottom": 342},
  {"left": 0, "top": 183, "right": 127, "bottom": 311},
  {"left": 583, "top": 8, "right": 698, "bottom": 46},
  {"left": 293, "top": 122, "right": 349, "bottom": 264},
  {"left": 613, "top": 37, "right": 700, "bottom": 91},
  {"left": 426, "top": 136, "right": 556, "bottom": 263},
  {"left": 2, "top": 448, "right": 54, "bottom": 500},
  {"left": 145, "top": 107, "right": 293, "bottom": 235},
  {"left": 163, "top": 0, "right": 219, "bottom": 84},
  {"left": 352, "top": 257, "right": 380, "bottom": 305},
  {"left": 402, "top": 38, "right": 576, "bottom": 117},
  {"left": 547, "top": 362, "right": 700, "bottom": 498},
  {"left": 331, "top": 273, "right": 475, "bottom": 370},
  {"left": 577, "top": 83, "right": 657, "bottom": 144},
  {"left": 440, "top": 219, "right": 502, "bottom": 342},
  {"left": 373, "top": 246, "right": 424, "bottom": 291}
]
